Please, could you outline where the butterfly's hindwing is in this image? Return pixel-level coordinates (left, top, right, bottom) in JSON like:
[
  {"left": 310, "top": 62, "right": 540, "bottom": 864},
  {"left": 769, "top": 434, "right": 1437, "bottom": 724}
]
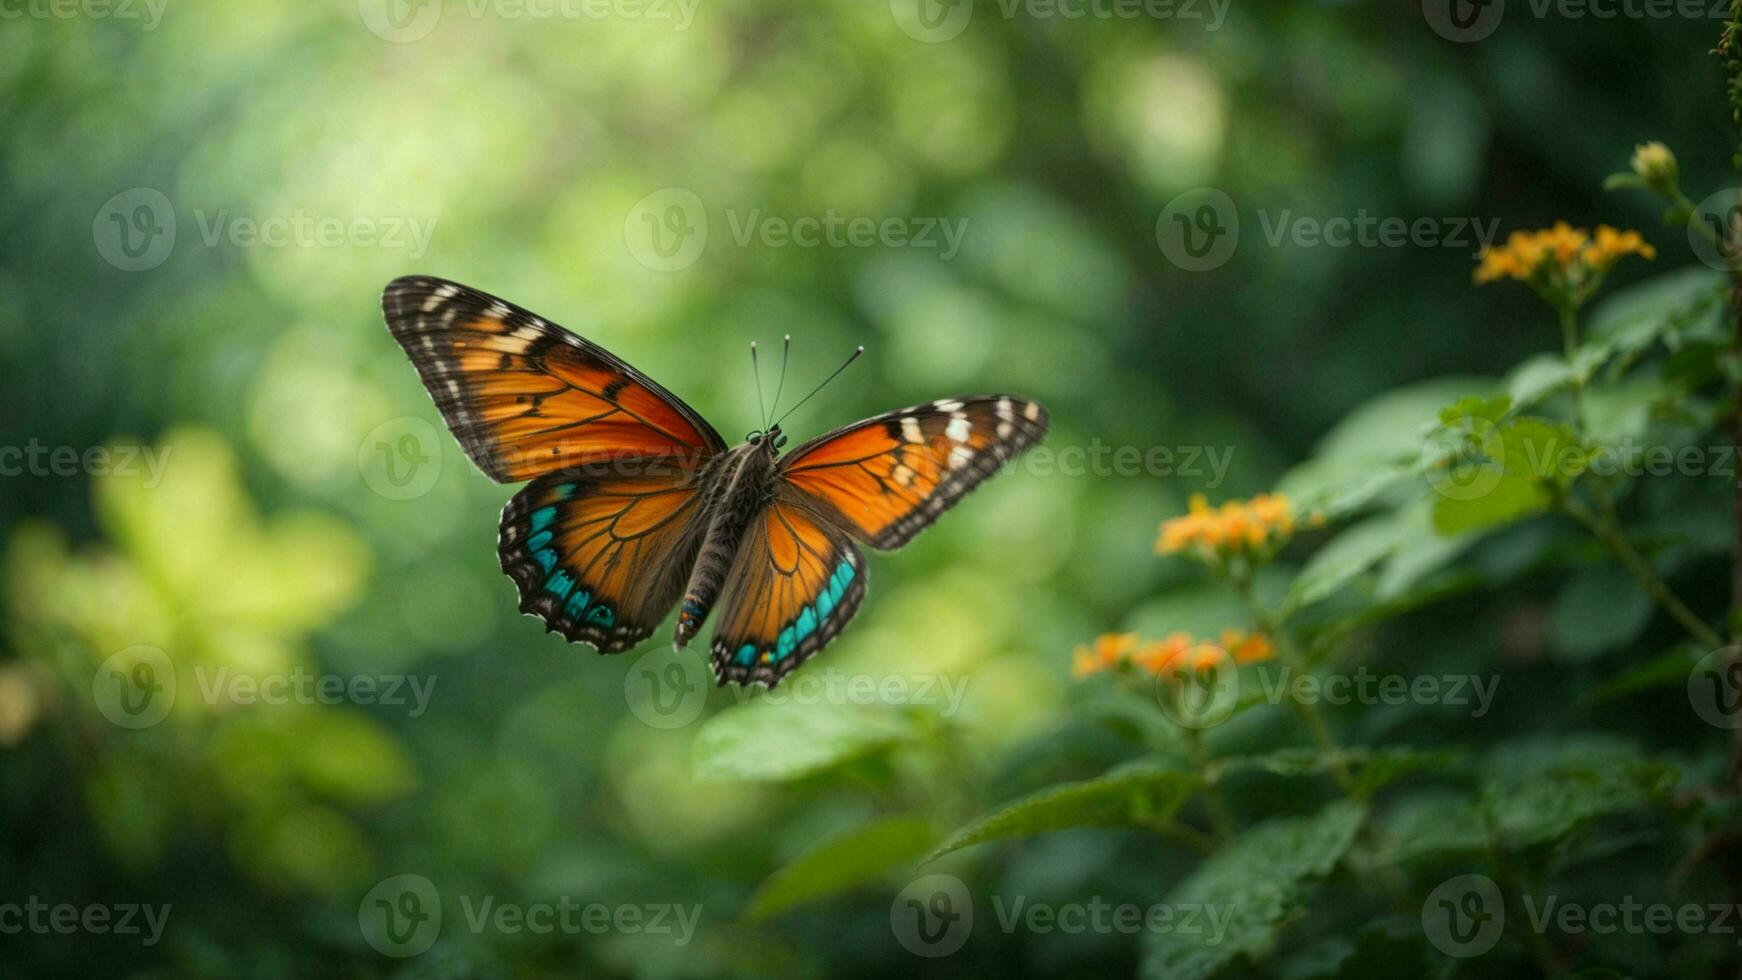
[
  {"left": 708, "top": 493, "right": 866, "bottom": 687},
  {"left": 383, "top": 276, "right": 725, "bottom": 482},
  {"left": 498, "top": 459, "right": 712, "bottom": 652},
  {"left": 780, "top": 395, "right": 1048, "bottom": 550}
]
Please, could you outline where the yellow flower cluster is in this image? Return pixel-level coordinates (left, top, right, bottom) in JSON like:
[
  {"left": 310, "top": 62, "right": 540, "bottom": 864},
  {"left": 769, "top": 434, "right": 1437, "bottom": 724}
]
[
  {"left": 1156, "top": 493, "right": 1300, "bottom": 560},
  {"left": 1473, "top": 222, "right": 1655, "bottom": 285},
  {"left": 1072, "top": 629, "right": 1275, "bottom": 679}
]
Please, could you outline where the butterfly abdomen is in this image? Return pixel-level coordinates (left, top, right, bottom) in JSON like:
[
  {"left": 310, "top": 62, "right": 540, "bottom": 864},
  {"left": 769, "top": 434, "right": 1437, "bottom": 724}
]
[{"left": 673, "top": 445, "right": 777, "bottom": 649}]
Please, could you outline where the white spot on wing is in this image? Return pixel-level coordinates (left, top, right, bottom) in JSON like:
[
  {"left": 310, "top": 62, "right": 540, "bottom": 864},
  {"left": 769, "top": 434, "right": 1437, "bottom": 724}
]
[
  {"left": 934, "top": 399, "right": 964, "bottom": 413},
  {"left": 945, "top": 415, "right": 971, "bottom": 443},
  {"left": 1023, "top": 401, "right": 1041, "bottom": 421},
  {"left": 422, "top": 283, "right": 458, "bottom": 312},
  {"left": 900, "top": 416, "right": 924, "bottom": 444}
]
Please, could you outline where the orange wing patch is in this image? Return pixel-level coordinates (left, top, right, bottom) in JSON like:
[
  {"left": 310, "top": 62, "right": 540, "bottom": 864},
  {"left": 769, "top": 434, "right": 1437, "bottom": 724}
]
[
  {"left": 781, "top": 396, "right": 1048, "bottom": 550},
  {"left": 384, "top": 277, "right": 724, "bottom": 482},
  {"left": 709, "top": 495, "right": 865, "bottom": 687},
  {"left": 498, "top": 462, "right": 712, "bottom": 652}
]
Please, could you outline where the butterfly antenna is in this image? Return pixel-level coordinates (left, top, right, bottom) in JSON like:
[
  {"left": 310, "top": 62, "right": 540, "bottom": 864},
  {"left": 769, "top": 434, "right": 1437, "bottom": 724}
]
[
  {"left": 773, "top": 345, "right": 865, "bottom": 429},
  {"left": 768, "top": 334, "right": 791, "bottom": 421},
  {"left": 751, "top": 341, "right": 768, "bottom": 429}
]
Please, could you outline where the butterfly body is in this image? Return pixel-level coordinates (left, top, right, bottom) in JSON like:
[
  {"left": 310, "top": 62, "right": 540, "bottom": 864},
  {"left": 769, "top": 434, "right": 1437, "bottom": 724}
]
[
  {"left": 673, "top": 430, "right": 783, "bottom": 648},
  {"left": 384, "top": 276, "right": 1048, "bottom": 687}
]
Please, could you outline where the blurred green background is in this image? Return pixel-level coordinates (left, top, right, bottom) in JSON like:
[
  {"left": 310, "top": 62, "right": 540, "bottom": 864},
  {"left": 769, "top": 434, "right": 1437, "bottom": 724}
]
[{"left": 0, "top": 1, "right": 1735, "bottom": 976}]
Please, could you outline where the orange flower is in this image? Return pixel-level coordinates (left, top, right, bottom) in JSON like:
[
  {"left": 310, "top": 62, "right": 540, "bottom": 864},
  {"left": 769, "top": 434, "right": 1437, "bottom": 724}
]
[
  {"left": 1072, "top": 632, "right": 1137, "bottom": 678},
  {"left": 1219, "top": 627, "right": 1275, "bottom": 665},
  {"left": 1156, "top": 493, "right": 1303, "bottom": 562},
  {"left": 1473, "top": 221, "right": 1653, "bottom": 309},
  {"left": 1132, "top": 632, "right": 1193, "bottom": 674},
  {"left": 1073, "top": 628, "right": 1275, "bottom": 679}
]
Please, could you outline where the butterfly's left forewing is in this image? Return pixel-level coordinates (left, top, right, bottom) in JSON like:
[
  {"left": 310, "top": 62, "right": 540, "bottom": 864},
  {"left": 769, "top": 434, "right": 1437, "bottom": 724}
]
[{"left": 383, "top": 276, "right": 725, "bottom": 482}]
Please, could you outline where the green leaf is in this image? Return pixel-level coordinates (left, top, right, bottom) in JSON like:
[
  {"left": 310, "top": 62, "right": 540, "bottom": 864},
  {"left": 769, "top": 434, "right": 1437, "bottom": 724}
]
[
  {"left": 1431, "top": 471, "right": 1549, "bottom": 535},
  {"left": 1287, "top": 515, "right": 1406, "bottom": 611},
  {"left": 1217, "top": 746, "right": 1465, "bottom": 796},
  {"left": 1376, "top": 501, "right": 1480, "bottom": 600},
  {"left": 1277, "top": 918, "right": 1435, "bottom": 980},
  {"left": 1585, "top": 265, "right": 1725, "bottom": 350},
  {"left": 691, "top": 701, "right": 917, "bottom": 783},
  {"left": 1481, "top": 739, "right": 1678, "bottom": 848},
  {"left": 1437, "top": 394, "right": 1512, "bottom": 425},
  {"left": 1373, "top": 793, "right": 1486, "bottom": 865},
  {"left": 922, "top": 762, "right": 1201, "bottom": 864},
  {"left": 746, "top": 816, "right": 938, "bottom": 921},
  {"left": 1584, "top": 645, "right": 1704, "bottom": 705},
  {"left": 1582, "top": 376, "right": 1671, "bottom": 447},
  {"left": 1314, "top": 377, "right": 1501, "bottom": 466},
  {"left": 1506, "top": 353, "right": 1575, "bottom": 411},
  {"left": 1142, "top": 801, "right": 1367, "bottom": 980},
  {"left": 1498, "top": 418, "right": 1583, "bottom": 484},
  {"left": 1274, "top": 458, "right": 1412, "bottom": 524},
  {"left": 1548, "top": 563, "right": 1655, "bottom": 661}
]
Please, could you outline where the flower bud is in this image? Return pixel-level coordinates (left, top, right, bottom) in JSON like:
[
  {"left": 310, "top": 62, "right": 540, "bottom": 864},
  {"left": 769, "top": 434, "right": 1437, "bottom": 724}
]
[{"left": 1630, "top": 141, "right": 1678, "bottom": 194}]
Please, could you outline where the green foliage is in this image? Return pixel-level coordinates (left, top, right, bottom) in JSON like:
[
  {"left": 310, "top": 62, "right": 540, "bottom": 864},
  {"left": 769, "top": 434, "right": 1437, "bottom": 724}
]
[
  {"left": 691, "top": 700, "right": 919, "bottom": 783},
  {"left": 746, "top": 816, "right": 938, "bottom": 922},
  {"left": 1141, "top": 802, "right": 1367, "bottom": 980},
  {"left": 923, "top": 762, "right": 1202, "bottom": 864},
  {"left": 3, "top": 7, "right": 1740, "bottom": 979}
]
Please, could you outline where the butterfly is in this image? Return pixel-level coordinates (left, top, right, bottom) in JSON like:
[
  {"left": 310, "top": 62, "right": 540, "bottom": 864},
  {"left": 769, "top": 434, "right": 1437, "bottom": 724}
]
[{"left": 382, "top": 276, "right": 1049, "bottom": 687}]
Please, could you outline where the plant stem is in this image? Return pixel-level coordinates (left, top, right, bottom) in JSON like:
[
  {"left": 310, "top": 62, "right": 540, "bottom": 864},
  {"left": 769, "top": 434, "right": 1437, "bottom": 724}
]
[
  {"left": 1232, "top": 574, "right": 1359, "bottom": 796},
  {"left": 1558, "top": 303, "right": 1588, "bottom": 435},
  {"left": 1563, "top": 495, "right": 1725, "bottom": 652},
  {"left": 1185, "top": 726, "right": 1235, "bottom": 843}
]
